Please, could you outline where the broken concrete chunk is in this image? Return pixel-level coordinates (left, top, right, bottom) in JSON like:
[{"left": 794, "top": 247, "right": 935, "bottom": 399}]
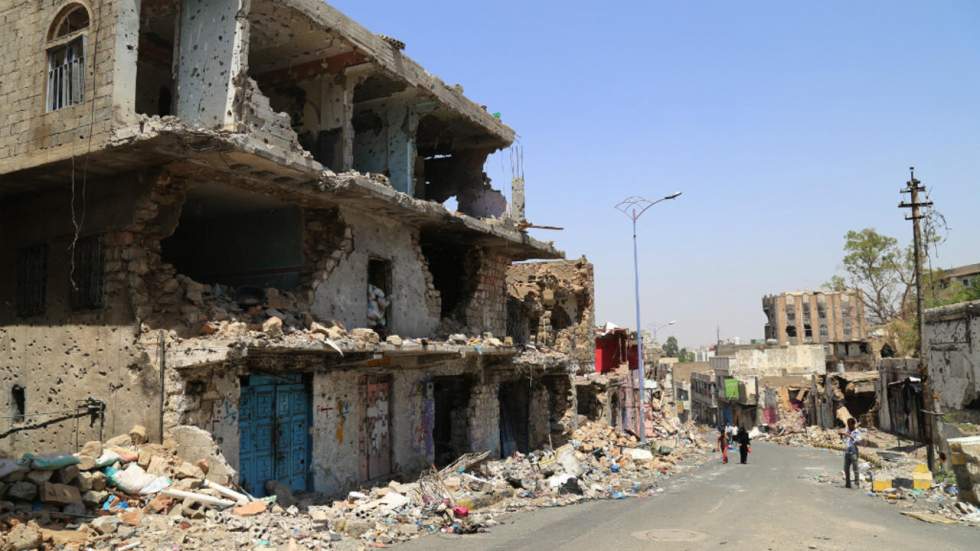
[
  {"left": 169, "top": 425, "right": 236, "bottom": 486},
  {"left": 4, "top": 521, "right": 42, "bottom": 551},
  {"left": 90, "top": 515, "right": 120, "bottom": 535},
  {"left": 75, "top": 455, "right": 97, "bottom": 471},
  {"left": 79, "top": 441, "right": 102, "bottom": 458},
  {"left": 129, "top": 425, "right": 148, "bottom": 446},
  {"left": 624, "top": 448, "right": 654, "bottom": 461},
  {"left": 176, "top": 462, "right": 206, "bottom": 480},
  {"left": 386, "top": 335, "right": 404, "bottom": 346},
  {"left": 147, "top": 455, "right": 170, "bottom": 476},
  {"left": 351, "top": 327, "right": 380, "bottom": 343},
  {"left": 262, "top": 316, "right": 284, "bottom": 338}
]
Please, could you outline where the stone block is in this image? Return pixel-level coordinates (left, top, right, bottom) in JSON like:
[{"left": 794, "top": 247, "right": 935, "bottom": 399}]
[
  {"left": 26, "top": 470, "right": 53, "bottom": 484},
  {"left": 6, "top": 481, "right": 37, "bottom": 501},
  {"left": 39, "top": 482, "right": 81, "bottom": 505},
  {"left": 56, "top": 465, "right": 79, "bottom": 484}
]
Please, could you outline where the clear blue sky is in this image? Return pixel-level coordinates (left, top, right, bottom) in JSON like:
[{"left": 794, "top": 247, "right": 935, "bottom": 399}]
[{"left": 331, "top": 1, "right": 980, "bottom": 347}]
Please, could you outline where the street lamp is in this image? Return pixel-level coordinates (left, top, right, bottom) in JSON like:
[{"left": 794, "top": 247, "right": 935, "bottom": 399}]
[
  {"left": 651, "top": 320, "right": 677, "bottom": 345},
  {"left": 615, "top": 192, "right": 682, "bottom": 444}
]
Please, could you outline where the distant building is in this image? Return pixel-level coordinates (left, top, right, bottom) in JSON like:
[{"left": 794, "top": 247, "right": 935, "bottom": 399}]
[
  {"left": 763, "top": 290, "right": 866, "bottom": 345},
  {"left": 711, "top": 343, "right": 826, "bottom": 428},
  {"left": 690, "top": 372, "right": 718, "bottom": 427},
  {"left": 670, "top": 362, "right": 712, "bottom": 424},
  {"left": 937, "top": 263, "right": 980, "bottom": 289}
]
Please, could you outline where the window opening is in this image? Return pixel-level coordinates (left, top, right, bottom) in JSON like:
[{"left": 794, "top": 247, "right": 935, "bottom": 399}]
[
  {"left": 16, "top": 244, "right": 48, "bottom": 318},
  {"left": 367, "top": 258, "right": 392, "bottom": 334},
  {"left": 70, "top": 235, "right": 104, "bottom": 310},
  {"left": 135, "top": 0, "right": 177, "bottom": 116},
  {"left": 50, "top": 4, "right": 90, "bottom": 40},
  {"left": 161, "top": 187, "right": 304, "bottom": 291},
  {"left": 11, "top": 385, "right": 26, "bottom": 422},
  {"left": 47, "top": 38, "right": 85, "bottom": 111},
  {"left": 785, "top": 325, "right": 797, "bottom": 338}
]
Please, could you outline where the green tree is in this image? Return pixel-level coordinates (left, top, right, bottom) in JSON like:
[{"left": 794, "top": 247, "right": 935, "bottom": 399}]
[
  {"left": 678, "top": 348, "right": 691, "bottom": 363},
  {"left": 837, "top": 228, "right": 909, "bottom": 324},
  {"left": 662, "top": 336, "right": 679, "bottom": 357}
]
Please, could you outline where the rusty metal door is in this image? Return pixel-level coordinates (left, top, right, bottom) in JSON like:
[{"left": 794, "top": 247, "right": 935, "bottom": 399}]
[{"left": 364, "top": 377, "right": 392, "bottom": 480}]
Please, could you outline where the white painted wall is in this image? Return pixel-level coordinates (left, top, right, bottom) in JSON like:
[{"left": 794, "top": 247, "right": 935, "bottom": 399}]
[
  {"left": 926, "top": 301, "right": 980, "bottom": 411},
  {"left": 311, "top": 207, "right": 440, "bottom": 338}
]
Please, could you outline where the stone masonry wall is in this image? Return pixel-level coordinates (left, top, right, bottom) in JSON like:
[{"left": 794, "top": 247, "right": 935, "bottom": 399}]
[
  {"left": 0, "top": 0, "right": 121, "bottom": 174},
  {"left": 463, "top": 248, "right": 509, "bottom": 337},
  {"left": 0, "top": 174, "right": 164, "bottom": 455}
]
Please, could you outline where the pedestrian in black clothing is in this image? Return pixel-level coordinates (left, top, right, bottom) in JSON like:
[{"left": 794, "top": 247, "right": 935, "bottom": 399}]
[{"left": 736, "top": 426, "right": 751, "bottom": 464}]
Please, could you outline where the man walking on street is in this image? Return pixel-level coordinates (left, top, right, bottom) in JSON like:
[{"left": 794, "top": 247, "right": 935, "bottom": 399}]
[{"left": 841, "top": 418, "right": 862, "bottom": 488}]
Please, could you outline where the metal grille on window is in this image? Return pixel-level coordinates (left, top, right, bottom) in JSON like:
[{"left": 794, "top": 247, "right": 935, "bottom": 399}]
[
  {"left": 70, "top": 236, "right": 104, "bottom": 310},
  {"left": 16, "top": 244, "right": 47, "bottom": 318},
  {"left": 47, "top": 37, "right": 84, "bottom": 111}
]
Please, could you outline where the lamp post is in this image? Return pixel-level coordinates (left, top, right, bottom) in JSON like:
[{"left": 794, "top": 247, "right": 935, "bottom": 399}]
[
  {"left": 651, "top": 320, "right": 677, "bottom": 346},
  {"left": 615, "top": 192, "right": 682, "bottom": 443}
]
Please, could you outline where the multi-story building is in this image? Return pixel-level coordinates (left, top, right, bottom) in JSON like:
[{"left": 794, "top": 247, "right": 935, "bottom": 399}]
[
  {"left": 711, "top": 343, "right": 825, "bottom": 428},
  {"left": 690, "top": 371, "right": 718, "bottom": 427},
  {"left": 763, "top": 290, "right": 867, "bottom": 345},
  {"left": 937, "top": 263, "right": 980, "bottom": 290},
  {"left": 0, "top": 0, "right": 582, "bottom": 498}
]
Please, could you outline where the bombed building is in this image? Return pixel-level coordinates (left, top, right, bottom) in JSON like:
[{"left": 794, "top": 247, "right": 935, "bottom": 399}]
[{"left": 0, "top": 0, "right": 583, "bottom": 498}]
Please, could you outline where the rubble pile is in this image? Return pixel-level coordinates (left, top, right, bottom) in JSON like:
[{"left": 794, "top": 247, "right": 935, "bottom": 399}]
[
  {"left": 774, "top": 426, "right": 980, "bottom": 527},
  {"left": 0, "top": 420, "right": 711, "bottom": 550}
]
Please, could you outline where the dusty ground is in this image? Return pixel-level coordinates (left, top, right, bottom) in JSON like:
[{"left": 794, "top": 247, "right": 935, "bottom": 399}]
[{"left": 397, "top": 442, "right": 978, "bottom": 550}]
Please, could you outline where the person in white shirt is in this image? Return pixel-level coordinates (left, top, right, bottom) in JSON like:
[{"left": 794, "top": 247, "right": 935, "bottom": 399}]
[{"left": 840, "top": 418, "right": 862, "bottom": 488}]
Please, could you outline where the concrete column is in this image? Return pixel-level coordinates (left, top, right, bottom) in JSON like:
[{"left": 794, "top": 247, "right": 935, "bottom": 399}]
[
  {"left": 319, "top": 74, "right": 355, "bottom": 171},
  {"left": 511, "top": 177, "right": 526, "bottom": 222},
  {"left": 111, "top": 0, "right": 141, "bottom": 127},
  {"left": 176, "top": 0, "right": 249, "bottom": 130},
  {"left": 775, "top": 295, "right": 787, "bottom": 345},
  {"left": 384, "top": 101, "right": 419, "bottom": 195}
]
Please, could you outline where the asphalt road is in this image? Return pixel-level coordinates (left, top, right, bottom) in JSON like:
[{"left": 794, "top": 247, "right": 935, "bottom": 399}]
[{"left": 399, "top": 442, "right": 977, "bottom": 551}]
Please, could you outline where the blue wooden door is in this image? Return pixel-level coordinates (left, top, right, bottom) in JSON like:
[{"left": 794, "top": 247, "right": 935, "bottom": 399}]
[
  {"left": 275, "top": 382, "right": 310, "bottom": 492},
  {"left": 239, "top": 375, "right": 310, "bottom": 496}
]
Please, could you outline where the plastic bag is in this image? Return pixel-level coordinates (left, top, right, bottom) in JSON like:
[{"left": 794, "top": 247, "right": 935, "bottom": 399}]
[
  {"left": 96, "top": 450, "right": 121, "bottom": 469},
  {"left": 0, "top": 458, "right": 29, "bottom": 478},
  {"left": 139, "top": 476, "right": 172, "bottom": 495},
  {"left": 108, "top": 463, "right": 156, "bottom": 494},
  {"left": 23, "top": 453, "right": 80, "bottom": 470}
]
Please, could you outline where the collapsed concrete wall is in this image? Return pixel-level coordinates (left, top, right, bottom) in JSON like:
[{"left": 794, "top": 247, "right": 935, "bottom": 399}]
[
  {"left": 310, "top": 207, "right": 440, "bottom": 338},
  {"left": 507, "top": 258, "right": 596, "bottom": 371},
  {"left": 926, "top": 300, "right": 980, "bottom": 411}
]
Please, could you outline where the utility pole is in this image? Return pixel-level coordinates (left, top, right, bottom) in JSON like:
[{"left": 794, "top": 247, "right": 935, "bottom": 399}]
[{"left": 899, "top": 166, "right": 935, "bottom": 470}]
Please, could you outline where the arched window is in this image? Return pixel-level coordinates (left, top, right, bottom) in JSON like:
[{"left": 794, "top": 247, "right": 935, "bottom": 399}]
[
  {"left": 46, "top": 4, "right": 91, "bottom": 111},
  {"left": 49, "top": 4, "right": 90, "bottom": 40}
]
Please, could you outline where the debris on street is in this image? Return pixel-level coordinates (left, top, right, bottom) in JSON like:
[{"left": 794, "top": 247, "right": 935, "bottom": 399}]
[{"left": 0, "top": 417, "right": 711, "bottom": 549}]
